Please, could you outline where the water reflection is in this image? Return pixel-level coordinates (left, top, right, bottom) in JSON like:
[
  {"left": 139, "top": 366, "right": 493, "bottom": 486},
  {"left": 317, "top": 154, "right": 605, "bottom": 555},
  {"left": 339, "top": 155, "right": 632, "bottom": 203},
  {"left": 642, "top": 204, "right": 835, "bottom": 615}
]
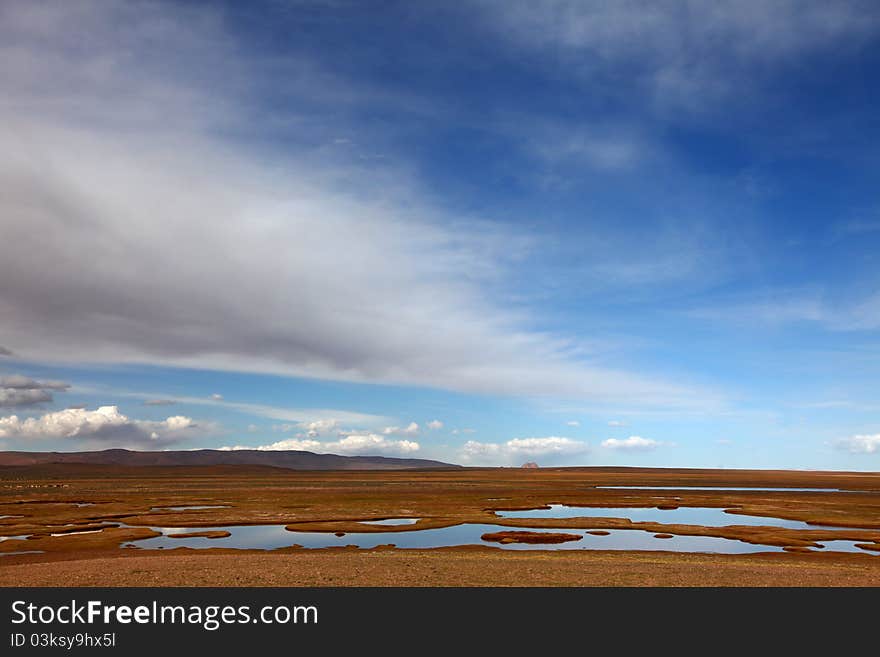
[
  {"left": 494, "top": 504, "right": 834, "bottom": 529},
  {"left": 595, "top": 486, "right": 846, "bottom": 492},
  {"left": 121, "top": 522, "right": 791, "bottom": 554},
  {"left": 150, "top": 505, "right": 230, "bottom": 511}
]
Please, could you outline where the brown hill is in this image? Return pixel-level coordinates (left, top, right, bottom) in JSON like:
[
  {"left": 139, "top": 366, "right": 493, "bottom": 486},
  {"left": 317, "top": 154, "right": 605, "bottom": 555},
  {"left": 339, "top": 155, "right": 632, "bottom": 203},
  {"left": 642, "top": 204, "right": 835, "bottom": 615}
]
[{"left": 0, "top": 448, "right": 458, "bottom": 471}]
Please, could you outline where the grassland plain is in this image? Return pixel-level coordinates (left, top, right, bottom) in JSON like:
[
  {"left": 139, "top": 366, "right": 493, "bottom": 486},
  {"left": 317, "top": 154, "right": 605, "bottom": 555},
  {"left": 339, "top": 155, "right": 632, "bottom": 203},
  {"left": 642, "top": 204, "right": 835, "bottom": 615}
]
[{"left": 2, "top": 465, "right": 880, "bottom": 586}]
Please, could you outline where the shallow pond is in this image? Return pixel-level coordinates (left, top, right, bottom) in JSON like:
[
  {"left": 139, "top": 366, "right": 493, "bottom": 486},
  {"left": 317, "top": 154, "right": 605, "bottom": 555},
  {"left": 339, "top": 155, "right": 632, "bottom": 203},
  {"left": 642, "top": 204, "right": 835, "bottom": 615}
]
[
  {"left": 359, "top": 519, "right": 420, "bottom": 526},
  {"left": 595, "top": 486, "right": 846, "bottom": 492},
  {"left": 494, "top": 504, "right": 843, "bottom": 529},
  {"left": 150, "top": 505, "right": 231, "bottom": 512},
  {"left": 118, "top": 522, "right": 794, "bottom": 554}
]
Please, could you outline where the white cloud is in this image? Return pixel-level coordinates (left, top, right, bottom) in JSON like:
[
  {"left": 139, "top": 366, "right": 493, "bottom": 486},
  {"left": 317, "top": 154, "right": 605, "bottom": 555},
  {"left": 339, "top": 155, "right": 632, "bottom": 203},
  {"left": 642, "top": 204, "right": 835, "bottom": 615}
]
[
  {"left": 223, "top": 431, "right": 420, "bottom": 456},
  {"left": 601, "top": 436, "right": 663, "bottom": 451},
  {"left": 566, "top": 420, "right": 580, "bottom": 427},
  {"left": 0, "top": 405, "right": 205, "bottom": 448},
  {"left": 210, "top": 393, "right": 224, "bottom": 401},
  {"left": 0, "top": 0, "right": 719, "bottom": 412},
  {"left": 607, "top": 420, "right": 626, "bottom": 427},
  {"left": 295, "top": 418, "right": 342, "bottom": 438},
  {"left": 426, "top": 419, "right": 444, "bottom": 430},
  {"left": 383, "top": 422, "right": 420, "bottom": 436},
  {"left": 460, "top": 436, "right": 587, "bottom": 464},
  {"left": 834, "top": 434, "right": 880, "bottom": 454}
]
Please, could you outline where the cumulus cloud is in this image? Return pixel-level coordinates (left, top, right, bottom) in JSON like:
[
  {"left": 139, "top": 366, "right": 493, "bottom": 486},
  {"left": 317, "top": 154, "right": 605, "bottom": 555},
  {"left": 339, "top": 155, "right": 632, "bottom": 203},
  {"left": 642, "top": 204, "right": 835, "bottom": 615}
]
[
  {"left": 0, "top": 0, "right": 717, "bottom": 412},
  {"left": 383, "top": 422, "right": 420, "bottom": 436},
  {"left": 426, "top": 419, "right": 444, "bottom": 430},
  {"left": 0, "top": 405, "right": 205, "bottom": 448},
  {"left": 210, "top": 393, "right": 224, "bottom": 401},
  {"left": 460, "top": 436, "right": 587, "bottom": 464},
  {"left": 601, "top": 436, "right": 663, "bottom": 451},
  {"left": 834, "top": 434, "right": 880, "bottom": 454},
  {"left": 223, "top": 431, "right": 420, "bottom": 456},
  {"left": 0, "top": 375, "right": 70, "bottom": 408},
  {"left": 296, "top": 419, "right": 341, "bottom": 438}
]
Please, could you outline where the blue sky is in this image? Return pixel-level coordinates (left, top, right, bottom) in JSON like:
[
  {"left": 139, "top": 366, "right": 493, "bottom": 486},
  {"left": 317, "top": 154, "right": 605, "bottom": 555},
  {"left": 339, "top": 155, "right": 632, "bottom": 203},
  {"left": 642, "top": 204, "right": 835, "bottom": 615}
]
[{"left": 1, "top": 0, "right": 879, "bottom": 468}]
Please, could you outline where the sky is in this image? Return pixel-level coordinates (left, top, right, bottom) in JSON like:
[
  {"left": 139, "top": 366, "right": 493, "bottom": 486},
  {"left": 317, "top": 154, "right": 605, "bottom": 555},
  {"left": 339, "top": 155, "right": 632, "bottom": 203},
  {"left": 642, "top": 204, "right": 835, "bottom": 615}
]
[{"left": 1, "top": 0, "right": 879, "bottom": 469}]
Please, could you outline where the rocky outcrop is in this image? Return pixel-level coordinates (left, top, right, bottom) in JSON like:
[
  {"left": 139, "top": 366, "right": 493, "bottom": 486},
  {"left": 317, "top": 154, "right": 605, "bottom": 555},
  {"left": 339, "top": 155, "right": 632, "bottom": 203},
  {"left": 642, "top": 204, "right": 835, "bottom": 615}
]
[{"left": 521, "top": 462, "right": 539, "bottom": 469}]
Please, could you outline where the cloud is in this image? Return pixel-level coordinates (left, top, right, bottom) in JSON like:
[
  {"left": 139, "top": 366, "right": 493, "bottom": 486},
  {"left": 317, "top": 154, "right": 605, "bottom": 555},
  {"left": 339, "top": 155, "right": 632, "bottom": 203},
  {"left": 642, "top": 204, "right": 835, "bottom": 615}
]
[
  {"left": 834, "top": 434, "right": 880, "bottom": 454},
  {"left": 0, "top": 405, "right": 205, "bottom": 448},
  {"left": 607, "top": 420, "right": 626, "bottom": 427},
  {"left": 143, "top": 399, "right": 177, "bottom": 406},
  {"left": 0, "top": 0, "right": 717, "bottom": 412},
  {"left": 383, "top": 422, "right": 420, "bottom": 436},
  {"left": 566, "top": 420, "right": 580, "bottom": 427},
  {"left": 0, "top": 375, "right": 70, "bottom": 408},
  {"left": 0, "top": 346, "right": 12, "bottom": 356},
  {"left": 210, "top": 393, "right": 224, "bottom": 401},
  {"left": 690, "top": 292, "right": 880, "bottom": 332},
  {"left": 223, "top": 431, "right": 420, "bottom": 456},
  {"left": 460, "top": 436, "right": 587, "bottom": 464},
  {"left": 426, "top": 419, "right": 444, "bottom": 430},
  {"left": 601, "top": 436, "right": 663, "bottom": 451},
  {"left": 295, "top": 418, "right": 341, "bottom": 438},
  {"left": 0, "top": 375, "right": 69, "bottom": 390},
  {"left": 81, "top": 386, "right": 392, "bottom": 428},
  {"left": 0, "top": 389, "right": 53, "bottom": 407},
  {"left": 471, "top": 1, "right": 880, "bottom": 112}
]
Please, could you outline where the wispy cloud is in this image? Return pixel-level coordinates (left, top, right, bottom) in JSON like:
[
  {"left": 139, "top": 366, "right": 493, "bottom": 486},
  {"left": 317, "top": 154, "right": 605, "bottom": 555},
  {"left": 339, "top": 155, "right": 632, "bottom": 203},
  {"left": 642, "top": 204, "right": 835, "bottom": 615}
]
[
  {"left": 689, "top": 291, "right": 880, "bottom": 331},
  {"left": 0, "top": 0, "right": 719, "bottom": 410},
  {"left": 471, "top": 1, "right": 880, "bottom": 113}
]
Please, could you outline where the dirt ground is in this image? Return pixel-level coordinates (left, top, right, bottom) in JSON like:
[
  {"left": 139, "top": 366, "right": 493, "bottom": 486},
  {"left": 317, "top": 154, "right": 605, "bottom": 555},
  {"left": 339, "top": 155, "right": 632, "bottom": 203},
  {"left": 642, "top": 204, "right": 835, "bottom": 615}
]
[{"left": 2, "top": 464, "right": 880, "bottom": 586}]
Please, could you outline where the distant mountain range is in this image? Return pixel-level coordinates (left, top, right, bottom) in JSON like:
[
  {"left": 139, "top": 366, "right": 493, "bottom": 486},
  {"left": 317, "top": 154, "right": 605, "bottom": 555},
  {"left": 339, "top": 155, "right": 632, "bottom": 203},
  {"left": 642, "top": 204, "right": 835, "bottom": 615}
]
[{"left": 0, "top": 448, "right": 459, "bottom": 470}]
